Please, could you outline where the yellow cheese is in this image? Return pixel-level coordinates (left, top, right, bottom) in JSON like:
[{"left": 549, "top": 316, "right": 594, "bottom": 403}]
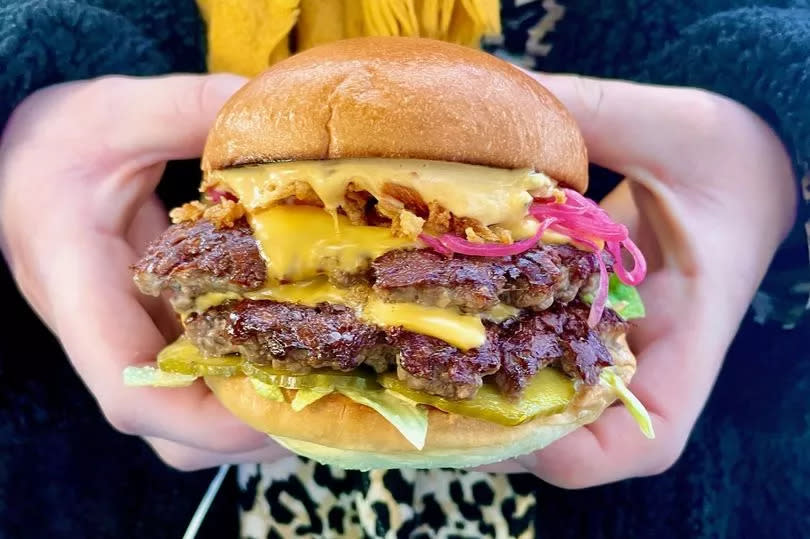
[
  {"left": 481, "top": 302, "right": 520, "bottom": 323},
  {"left": 191, "top": 278, "right": 489, "bottom": 350},
  {"left": 541, "top": 229, "right": 572, "bottom": 245},
  {"left": 541, "top": 228, "right": 604, "bottom": 250},
  {"left": 249, "top": 205, "right": 414, "bottom": 282},
  {"left": 207, "top": 158, "right": 557, "bottom": 231},
  {"left": 363, "top": 297, "right": 486, "bottom": 350},
  {"left": 244, "top": 278, "right": 365, "bottom": 307},
  {"left": 189, "top": 159, "right": 567, "bottom": 349}
]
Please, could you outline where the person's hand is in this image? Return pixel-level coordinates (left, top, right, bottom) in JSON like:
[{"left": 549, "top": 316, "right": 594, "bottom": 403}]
[
  {"left": 0, "top": 75, "right": 291, "bottom": 470},
  {"left": 480, "top": 75, "right": 796, "bottom": 486}
]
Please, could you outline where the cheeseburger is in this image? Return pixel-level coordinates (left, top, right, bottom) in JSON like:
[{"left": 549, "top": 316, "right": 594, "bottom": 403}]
[{"left": 126, "top": 37, "right": 652, "bottom": 470}]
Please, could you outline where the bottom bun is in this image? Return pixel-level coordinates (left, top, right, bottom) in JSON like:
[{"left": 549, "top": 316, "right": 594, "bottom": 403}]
[{"left": 206, "top": 335, "right": 635, "bottom": 470}]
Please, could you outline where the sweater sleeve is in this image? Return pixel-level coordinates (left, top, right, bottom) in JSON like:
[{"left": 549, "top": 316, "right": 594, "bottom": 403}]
[{"left": 0, "top": 0, "right": 205, "bottom": 128}]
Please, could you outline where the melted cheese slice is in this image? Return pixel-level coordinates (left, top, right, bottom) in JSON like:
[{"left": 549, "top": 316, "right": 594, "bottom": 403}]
[
  {"left": 363, "top": 299, "right": 486, "bottom": 350},
  {"left": 196, "top": 160, "right": 557, "bottom": 349},
  {"left": 249, "top": 205, "right": 414, "bottom": 282},
  {"left": 482, "top": 302, "right": 521, "bottom": 323},
  {"left": 191, "top": 279, "right": 489, "bottom": 350},
  {"left": 244, "top": 279, "right": 366, "bottom": 306},
  {"left": 207, "top": 158, "right": 556, "bottom": 231}
]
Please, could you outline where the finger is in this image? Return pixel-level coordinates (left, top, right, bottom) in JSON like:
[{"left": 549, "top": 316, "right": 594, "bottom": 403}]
[
  {"left": 49, "top": 231, "right": 269, "bottom": 453},
  {"left": 81, "top": 74, "right": 247, "bottom": 165},
  {"left": 4, "top": 73, "right": 245, "bottom": 172},
  {"left": 88, "top": 74, "right": 245, "bottom": 234},
  {"left": 146, "top": 437, "right": 290, "bottom": 472},
  {"left": 530, "top": 72, "right": 795, "bottom": 249},
  {"left": 528, "top": 74, "right": 716, "bottom": 182},
  {"left": 523, "top": 330, "right": 705, "bottom": 488},
  {"left": 4, "top": 75, "right": 245, "bottom": 244},
  {"left": 511, "top": 73, "right": 794, "bottom": 487},
  {"left": 519, "top": 407, "right": 673, "bottom": 489},
  {"left": 126, "top": 194, "right": 169, "bottom": 255},
  {"left": 531, "top": 73, "right": 780, "bottom": 315},
  {"left": 601, "top": 183, "right": 678, "bottom": 283},
  {"left": 598, "top": 180, "right": 665, "bottom": 275}
]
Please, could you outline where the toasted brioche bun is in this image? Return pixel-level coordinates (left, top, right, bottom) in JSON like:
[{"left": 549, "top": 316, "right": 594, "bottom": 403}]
[
  {"left": 202, "top": 37, "right": 588, "bottom": 193},
  {"left": 205, "top": 335, "right": 634, "bottom": 470}
]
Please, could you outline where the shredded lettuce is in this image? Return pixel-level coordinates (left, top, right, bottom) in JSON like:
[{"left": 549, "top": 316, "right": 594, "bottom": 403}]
[
  {"left": 123, "top": 365, "right": 197, "bottom": 387},
  {"left": 599, "top": 369, "right": 655, "bottom": 439},
  {"left": 250, "top": 378, "right": 285, "bottom": 402},
  {"left": 583, "top": 274, "right": 645, "bottom": 320},
  {"left": 291, "top": 388, "right": 333, "bottom": 411},
  {"left": 244, "top": 379, "right": 427, "bottom": 449},
  {"left": 338, "top": 388, "right": 429, "bottom": 450}
]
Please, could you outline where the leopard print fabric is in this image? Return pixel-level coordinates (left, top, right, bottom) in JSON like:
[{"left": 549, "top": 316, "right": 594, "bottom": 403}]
[{"left": 237, "top": 457, "right": 537, "bottom": 538}]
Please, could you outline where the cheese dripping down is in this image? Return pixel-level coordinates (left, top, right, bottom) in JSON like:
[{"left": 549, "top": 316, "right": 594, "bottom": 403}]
[{"left": 200, "top": 159, "right": 568, "bottom": 349}]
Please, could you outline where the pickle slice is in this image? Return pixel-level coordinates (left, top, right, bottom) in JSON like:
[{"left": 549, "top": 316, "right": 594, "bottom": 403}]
[
  {"left": 157, "top": 338, "right": 242, "bottom": 377},
  {"left": 379, "top": 369, "right": 575, "bottom": 426},
  {"left": 242, "top": 362, "right": 379, "bottom": 391}
]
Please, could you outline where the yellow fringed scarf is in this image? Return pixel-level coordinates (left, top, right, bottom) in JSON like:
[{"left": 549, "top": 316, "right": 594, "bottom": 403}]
[{"left": 196, "top": 0, "right": 501, "bottom": 76}]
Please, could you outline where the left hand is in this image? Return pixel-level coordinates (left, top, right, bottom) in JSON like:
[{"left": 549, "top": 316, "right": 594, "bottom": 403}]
[
  {"left": 0, "top": 74, "right": 291, "bottom": 470},
  {"left": 480, "top": 74, "right": 796, "bottom": 487}
]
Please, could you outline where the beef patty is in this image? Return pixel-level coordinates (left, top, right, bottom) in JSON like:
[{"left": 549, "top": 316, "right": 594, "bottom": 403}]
[
  {"left": 132, "top": 219, "right": 265, "bottom": 311},
  {"left": 133, "top": 218, "right": 607, "bottom": 313},
  {"left": 185, "top": 299, "right": 625, "bottom": 400}
]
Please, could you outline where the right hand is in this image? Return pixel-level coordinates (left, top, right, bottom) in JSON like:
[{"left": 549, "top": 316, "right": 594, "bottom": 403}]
[
  {"left": 0, "top": 74, "right": 290, "bottom": 470},
  {"left": 482, "top": 73, "right": 797, "bottom": 486}
]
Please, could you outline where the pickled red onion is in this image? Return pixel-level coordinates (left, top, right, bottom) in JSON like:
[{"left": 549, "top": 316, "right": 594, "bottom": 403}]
[
  {"left": 419, "top": 218, "right": 557, "bottom": 257},
  {"left": 417, "top": 233, "right": 452, "bottom": 255},
  {"left": 580, "top": 239, "right": 609, "bottom": 327},
  {"left": 548, "top": 226, "right": 609, "bottom": 327},
  {"left": 606, "top": 238, "right": 646, "bottom": 286},
  {"left": 416, "top": 186, "right": 646, "bottom": 326},
  {"left": 530, "top": 188, "right": 646, "bottom": 287}
]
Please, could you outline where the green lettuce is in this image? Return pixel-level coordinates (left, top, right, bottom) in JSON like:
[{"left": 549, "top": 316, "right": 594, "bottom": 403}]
[
  {"left": 123, "top": 365, "right": 197, "bottom": 387},
  {"left": 245, "top": 380, "right": 429, "bottom": 449},
  {"left": 338, "top": 388, "right": 429, "bottom": 450},
  {"left": 599, "top": 369, "right": 655, "bottom": 439},
  {"left": 583, "top": 274, "right": 646, "bottom": 320},
  {"left": 291, "top": 388, "right": 333, "bottom": 411}
]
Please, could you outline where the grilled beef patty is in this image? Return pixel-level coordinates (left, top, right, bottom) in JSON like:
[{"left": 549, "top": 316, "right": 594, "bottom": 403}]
[
  {"left": 133, "top": 218, "right": 607, "bottom": 313},
  {"left": 185, "top": 299, "right": 625, "bottom": 400},
  {"left": 135, "top": 217, "right": 623, "bottom": 400}
]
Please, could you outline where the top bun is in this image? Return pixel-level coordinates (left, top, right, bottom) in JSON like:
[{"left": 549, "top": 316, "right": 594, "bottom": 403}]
[{"left": 203, "top": 37, "right": 588, "bottom": 193}]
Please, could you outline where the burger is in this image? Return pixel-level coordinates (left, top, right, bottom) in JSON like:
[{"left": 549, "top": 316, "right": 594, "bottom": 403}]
[{"left": 126, "top": 37, "right": 652, "bottom": 470}]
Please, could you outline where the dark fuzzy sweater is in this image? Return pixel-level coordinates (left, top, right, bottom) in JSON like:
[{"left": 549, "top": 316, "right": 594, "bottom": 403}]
[{"left": 1, "top": 1, "right": 808, "bottom": 537}]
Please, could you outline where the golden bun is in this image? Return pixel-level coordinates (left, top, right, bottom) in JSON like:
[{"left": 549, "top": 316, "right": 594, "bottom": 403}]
[
  {"left": 205, "top": 335, "right": 634, "bottom": 470},
  {"left": 202, "top": 37, "right": 588, "bottom": 193}
]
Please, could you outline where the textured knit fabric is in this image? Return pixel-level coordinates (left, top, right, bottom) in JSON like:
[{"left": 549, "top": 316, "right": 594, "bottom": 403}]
[{"left": 0, "top": 1, "right": 808, "bottom": 537}]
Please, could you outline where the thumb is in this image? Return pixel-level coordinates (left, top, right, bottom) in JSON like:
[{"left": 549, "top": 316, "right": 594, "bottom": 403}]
[
  {"left": 80, "top": 74, "right": 246, "bottom": 235},
  {"left": 97, "top": 73, "right": 248, "bottom": 163},
  {"left": 524, "top": 73, "right": 719, "bottom": 183}
]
